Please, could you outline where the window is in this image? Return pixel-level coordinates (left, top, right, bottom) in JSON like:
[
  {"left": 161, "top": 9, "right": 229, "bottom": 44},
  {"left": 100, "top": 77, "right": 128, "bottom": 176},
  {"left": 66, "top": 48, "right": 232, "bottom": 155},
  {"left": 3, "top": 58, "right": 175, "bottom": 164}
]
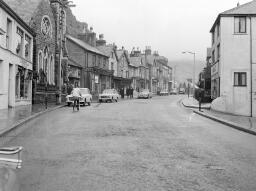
[
  {"left": 15, "top": 27, "right": 24, "bottom": 56},
  {"left": 212, "top": 50, "right": 215, "bottom": 64},
  {"left": 111, "top": 62, "right": 114, "bottom": 70},
  {"left": 38, "top": 51, "right": 43, "bottom": 72},
  {"left": 25, "top": 35, "right": 31, "bottom": 61},
  {"left": 217, "top": 44, "right": 220, "bottom": 60},
  {"left": 41, "top": 16, "right": 52, "bottom": 37},
  {"left": 93, "top": 55, "right": 96, "bottom": 66},
  {"left": 212, "top": 30, "right": 215, "bottom": 44},
  {"left": 6, "top": 19, "right": 12, "bottom": 49},
  {"left": 234, "top": 72, "right": 246, "bottom": 86},
  {"left": 217, "top": 23, "right": 220, "bottom": 37},
  {"left": 234, "top": 17, "right": 246, "bottom": 33}
]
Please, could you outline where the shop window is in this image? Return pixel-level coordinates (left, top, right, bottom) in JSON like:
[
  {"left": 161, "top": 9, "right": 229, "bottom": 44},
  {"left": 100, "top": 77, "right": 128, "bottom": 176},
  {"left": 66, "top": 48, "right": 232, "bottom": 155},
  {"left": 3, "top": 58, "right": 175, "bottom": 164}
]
[
  {"left": 15, "top": 27, "right": 24, "bottom": 56},
  {"left": 15, "top": 66, "right": 32, "bottom": 100},
  {"left": 234, "top": 72, "right": 246, "bottom": 86}
]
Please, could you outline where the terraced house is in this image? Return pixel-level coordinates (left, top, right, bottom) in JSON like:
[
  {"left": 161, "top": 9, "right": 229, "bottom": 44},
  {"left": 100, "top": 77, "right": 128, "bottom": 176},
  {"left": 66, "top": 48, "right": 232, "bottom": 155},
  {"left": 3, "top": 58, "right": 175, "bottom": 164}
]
[
  {"left": 0, "top": 0, "right": 34, "bottom": 109},
  {"left": 66, "top": 28, "right": 113, "bottom": 98},
  {"left": 3, "top": 0, "right": 70, "bottom": 104}
]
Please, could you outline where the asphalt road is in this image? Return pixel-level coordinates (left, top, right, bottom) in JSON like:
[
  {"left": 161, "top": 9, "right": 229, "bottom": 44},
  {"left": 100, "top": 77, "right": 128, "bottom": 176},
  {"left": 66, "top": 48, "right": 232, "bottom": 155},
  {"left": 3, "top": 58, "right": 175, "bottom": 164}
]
[{"left": 5, "top": 95, "right": 256, "bottom": 191}]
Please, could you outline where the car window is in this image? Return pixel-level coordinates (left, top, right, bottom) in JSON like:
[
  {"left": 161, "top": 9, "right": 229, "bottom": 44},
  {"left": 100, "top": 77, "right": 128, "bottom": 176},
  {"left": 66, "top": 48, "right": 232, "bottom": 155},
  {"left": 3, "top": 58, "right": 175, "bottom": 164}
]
[
  {"left": 103, "top": 89, "right": 114, "bottom": 94},
  {"left": 80, "top": 88, "right": 90, "bottom": 94}
]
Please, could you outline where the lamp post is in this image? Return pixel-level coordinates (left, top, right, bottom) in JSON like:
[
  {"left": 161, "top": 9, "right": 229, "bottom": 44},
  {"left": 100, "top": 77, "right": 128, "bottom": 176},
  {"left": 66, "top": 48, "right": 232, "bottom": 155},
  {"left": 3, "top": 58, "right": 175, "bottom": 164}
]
[{"left": 182, "top": 51, "right": 196, "bottom": 98}]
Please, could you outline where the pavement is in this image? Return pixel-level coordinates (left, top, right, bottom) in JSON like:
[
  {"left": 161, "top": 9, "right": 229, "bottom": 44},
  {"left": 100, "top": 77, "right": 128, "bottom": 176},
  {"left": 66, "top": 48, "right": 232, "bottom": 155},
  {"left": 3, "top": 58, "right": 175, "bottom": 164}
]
[
  {"left": 182, "top": 97, "right": 256, "bottom": 135},
  {"left": 0, "top": 103, "right": 65, "bottom": 137},
  {"left": 4, "top": 95, "right": 256, "bottom": 191}
]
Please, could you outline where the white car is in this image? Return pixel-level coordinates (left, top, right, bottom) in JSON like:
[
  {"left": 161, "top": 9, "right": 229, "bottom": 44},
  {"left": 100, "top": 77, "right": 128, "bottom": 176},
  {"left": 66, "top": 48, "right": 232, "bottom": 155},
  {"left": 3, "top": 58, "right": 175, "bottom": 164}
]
[
  {"left": 66, "top": 88, "right": 92, "bottom": 106},
  {"left": 99, "top": 89, "right": 120, "bottom": 102},
  {"left": 138, "top": 89, "right": 153, "bottom": 99}
]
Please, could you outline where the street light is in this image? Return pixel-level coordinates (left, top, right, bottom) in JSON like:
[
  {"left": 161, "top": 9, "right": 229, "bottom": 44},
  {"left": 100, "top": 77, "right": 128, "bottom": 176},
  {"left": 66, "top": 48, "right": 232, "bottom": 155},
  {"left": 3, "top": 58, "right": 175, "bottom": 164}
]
[{"left": 182, "top": 51, "right": 196, "bottom": 98}]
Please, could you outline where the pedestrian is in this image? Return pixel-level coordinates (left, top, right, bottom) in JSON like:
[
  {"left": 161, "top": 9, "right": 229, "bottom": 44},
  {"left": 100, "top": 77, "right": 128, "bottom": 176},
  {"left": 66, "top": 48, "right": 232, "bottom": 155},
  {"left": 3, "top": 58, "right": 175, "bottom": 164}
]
[
  {"left": 131, "top": 87, "right": 134, "bottom": 98},
  {"left": 71, "top": 84, "right": 81, "bottom": 111},
  {"left": 121, "top": 88, "right": 124, "bottom": 99},
  {"left": 127, "top": 87, "right": 130, "bottom": 99}
]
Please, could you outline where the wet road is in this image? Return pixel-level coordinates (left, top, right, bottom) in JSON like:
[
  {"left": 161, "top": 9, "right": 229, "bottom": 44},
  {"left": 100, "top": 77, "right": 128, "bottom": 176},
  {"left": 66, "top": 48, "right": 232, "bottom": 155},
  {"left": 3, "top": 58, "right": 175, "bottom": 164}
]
[{"left": 5, "top": 96, "right": 256, "bottom": 191}]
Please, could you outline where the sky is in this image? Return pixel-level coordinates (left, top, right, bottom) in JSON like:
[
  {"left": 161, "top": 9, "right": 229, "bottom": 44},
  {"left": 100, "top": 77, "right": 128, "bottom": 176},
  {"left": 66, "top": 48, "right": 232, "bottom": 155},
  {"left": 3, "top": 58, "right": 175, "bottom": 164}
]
[{"left": 71, "top": 0, "right": 250, "bottom": 62}]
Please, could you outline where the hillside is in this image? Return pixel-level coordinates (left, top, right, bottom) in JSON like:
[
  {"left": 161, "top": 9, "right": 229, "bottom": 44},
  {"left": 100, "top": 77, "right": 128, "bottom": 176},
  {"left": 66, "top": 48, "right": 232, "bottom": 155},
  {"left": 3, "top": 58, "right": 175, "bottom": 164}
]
[{"left": 169, "top": 60, "right": 206, "bottom": 85}]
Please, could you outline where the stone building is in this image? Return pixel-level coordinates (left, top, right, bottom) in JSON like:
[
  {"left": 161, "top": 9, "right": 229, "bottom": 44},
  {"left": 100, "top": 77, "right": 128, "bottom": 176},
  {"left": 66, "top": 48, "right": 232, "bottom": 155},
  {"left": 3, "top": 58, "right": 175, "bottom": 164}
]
[
  {"left": 0, "top": 0, "right": 34, "bottom": 109},
  {"left": 4, "top": 0, "right": 70, "bottom": 104},
  {"left": 96, "top": 35, "right": 119, "bottom": 88},
  {"left": 114, "top": 48, "right": 132, "bottom": 91},
  {"left": 66, "top": 31, "right": 113, "bottom": 98}
]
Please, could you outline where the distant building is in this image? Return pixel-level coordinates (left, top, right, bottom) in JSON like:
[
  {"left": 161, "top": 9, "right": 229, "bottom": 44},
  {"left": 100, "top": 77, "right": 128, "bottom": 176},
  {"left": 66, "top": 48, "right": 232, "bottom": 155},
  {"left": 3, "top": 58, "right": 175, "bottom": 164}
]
[
  {"left": 198, "top": 48, "right": 211, "bottom": 100},
  {"left": 0, "top": 0, "right": 34, "bottom": 109},
  {"left": 114, "top": 48, "right": 132, "bottom": 91},
  {"left": 210, "top": 0, "right": 256, "bottom": 117},
  {"left": 96, "top": 36, "right": 119, "bottom": 88}
]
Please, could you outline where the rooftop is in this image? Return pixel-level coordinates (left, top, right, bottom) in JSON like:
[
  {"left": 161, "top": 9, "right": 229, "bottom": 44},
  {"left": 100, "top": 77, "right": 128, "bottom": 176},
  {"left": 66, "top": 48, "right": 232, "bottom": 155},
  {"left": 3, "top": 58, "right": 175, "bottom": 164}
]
[{"left": 67, "top": 35, "right": 108, "bottom": 57}]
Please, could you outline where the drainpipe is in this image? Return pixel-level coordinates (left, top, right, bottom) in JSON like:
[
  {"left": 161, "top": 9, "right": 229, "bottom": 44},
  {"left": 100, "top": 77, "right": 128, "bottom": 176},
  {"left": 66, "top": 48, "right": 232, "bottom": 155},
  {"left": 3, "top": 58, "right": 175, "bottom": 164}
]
[{"left": 250, "top": 16, "right": 253, "bottom": 117}]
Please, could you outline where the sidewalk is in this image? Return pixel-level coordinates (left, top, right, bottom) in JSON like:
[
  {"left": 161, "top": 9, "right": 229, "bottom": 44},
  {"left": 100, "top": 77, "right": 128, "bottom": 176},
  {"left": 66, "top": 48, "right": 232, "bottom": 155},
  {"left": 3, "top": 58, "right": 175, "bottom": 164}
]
[
  {"left": 0, "top": 103, "right": 65, "bottom": 136},
  {"left": 182, "top": 97, "right": 211, "bottom": 109},
  {"left": 182, "top": 97, "right": 256, "bottom": 136}
]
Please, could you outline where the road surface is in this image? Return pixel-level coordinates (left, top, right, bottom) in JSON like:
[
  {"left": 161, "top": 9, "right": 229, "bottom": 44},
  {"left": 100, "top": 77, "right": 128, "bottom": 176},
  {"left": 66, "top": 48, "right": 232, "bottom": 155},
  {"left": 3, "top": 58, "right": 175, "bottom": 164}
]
[{"left": 5, "top": 96, "right": 256, "bottom": 191}]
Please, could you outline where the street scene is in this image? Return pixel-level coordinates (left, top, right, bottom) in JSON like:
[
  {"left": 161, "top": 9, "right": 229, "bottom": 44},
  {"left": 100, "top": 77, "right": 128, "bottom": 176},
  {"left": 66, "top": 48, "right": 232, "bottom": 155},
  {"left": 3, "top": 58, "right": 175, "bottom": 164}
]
[
  {"left": 5, "top": 96, "right": 256, "bottom": 191},
  {"left": 0, "top": 0, "right": 256, "bottom": 190}
]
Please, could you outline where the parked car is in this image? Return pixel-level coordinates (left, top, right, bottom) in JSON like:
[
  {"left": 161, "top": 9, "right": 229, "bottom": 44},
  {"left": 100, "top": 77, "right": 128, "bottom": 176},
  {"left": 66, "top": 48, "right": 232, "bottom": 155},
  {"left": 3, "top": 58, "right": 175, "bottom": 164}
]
[
  {"left": 66, "top": 88, "right": 92, "bottom": 106},
  {"left": 179, "top": 88, "right": 185, "bottom": 94},
  {"left": 160, "top": 90, "right": 169, "bottom": 96},
  {"left": 170, "top": 88, "right": 178, "bottom": 95},
  {"left": 99, "top": 89, "right": 120, "bottom": 102},
  {"left": 138, "top": 89, "right": 153, "bottom": 99}
]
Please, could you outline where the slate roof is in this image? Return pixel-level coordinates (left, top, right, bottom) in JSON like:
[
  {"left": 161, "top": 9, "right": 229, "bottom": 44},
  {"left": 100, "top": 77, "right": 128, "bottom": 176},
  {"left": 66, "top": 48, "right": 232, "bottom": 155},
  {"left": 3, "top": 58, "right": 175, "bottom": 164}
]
[
  {"left": 3, "top": 0, "right": 42, "bottom": 24},
  {"left": 129, "top": 56, "right": 142, "bottom": 67},
  {"left": 221, "top": 0, "right": 256, "bottom": 15},
  {"left": 66, "top": 35, "right": 108, "bottom": 57},
  {"left": 210, "top": 0, "right": 256, "bottom": 32},
  {"left": 97, "top": 45, "right": 114, "bottom": 57}
]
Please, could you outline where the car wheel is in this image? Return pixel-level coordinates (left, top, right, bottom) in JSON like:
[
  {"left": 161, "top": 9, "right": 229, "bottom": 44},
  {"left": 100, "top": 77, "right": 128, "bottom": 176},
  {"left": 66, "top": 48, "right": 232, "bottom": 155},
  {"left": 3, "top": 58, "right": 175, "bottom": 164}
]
[
  {"left": 67, "top": 103, "right": 71, "bottom": 107},
  {"left": 83, "top": 99, "right": 86, "bottom": 106},
  {"left": 99, "top": 99, "right": 102, "bottom": 103},
  {"left": 88, "top": 101, "right": 91, "bottom": 106}
]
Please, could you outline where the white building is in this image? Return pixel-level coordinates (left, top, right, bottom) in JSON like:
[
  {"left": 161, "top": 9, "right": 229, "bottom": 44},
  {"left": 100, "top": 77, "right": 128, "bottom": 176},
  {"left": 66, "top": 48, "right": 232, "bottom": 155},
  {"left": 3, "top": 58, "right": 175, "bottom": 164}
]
[
  {"left": 210, "top": 0, "right": 256, "bottom": 117},
  {"left": 0, "top": 0, "right": 34, "bottom": 109}
]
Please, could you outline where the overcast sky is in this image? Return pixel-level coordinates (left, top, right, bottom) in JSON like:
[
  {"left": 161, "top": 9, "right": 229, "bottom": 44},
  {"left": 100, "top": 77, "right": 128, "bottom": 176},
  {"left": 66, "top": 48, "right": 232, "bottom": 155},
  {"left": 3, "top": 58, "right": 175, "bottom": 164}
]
[{"left": 71, "top": 0, "right": 250, "bottom": 61}]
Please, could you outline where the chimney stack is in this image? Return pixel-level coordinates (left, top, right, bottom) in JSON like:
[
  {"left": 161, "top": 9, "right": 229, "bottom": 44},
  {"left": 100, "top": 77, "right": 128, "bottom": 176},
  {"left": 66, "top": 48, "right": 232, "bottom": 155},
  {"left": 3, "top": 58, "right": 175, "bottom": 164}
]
[{"left": 96, "top": 34, "right": 106, "bottom": 46}]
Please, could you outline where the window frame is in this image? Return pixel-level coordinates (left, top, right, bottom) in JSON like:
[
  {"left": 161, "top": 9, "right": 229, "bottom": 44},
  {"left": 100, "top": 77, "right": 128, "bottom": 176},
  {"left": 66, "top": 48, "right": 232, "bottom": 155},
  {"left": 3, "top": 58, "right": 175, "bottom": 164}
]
[
  {"left": 234, "top": 72, "right": 247, "bottom": 87},
  {"left": 234, "top": 16, "right": 247, "bottom": 34}
]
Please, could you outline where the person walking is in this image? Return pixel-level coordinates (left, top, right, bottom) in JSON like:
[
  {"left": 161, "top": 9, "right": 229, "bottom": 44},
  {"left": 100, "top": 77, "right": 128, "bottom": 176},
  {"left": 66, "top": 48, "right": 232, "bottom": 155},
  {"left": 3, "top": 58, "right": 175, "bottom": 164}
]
[
  {"left": 130, "top": 87, "right": 134, "bottom": 98},
  {"left": 71, "top": 84, "right": 81, "bottom": 111}
]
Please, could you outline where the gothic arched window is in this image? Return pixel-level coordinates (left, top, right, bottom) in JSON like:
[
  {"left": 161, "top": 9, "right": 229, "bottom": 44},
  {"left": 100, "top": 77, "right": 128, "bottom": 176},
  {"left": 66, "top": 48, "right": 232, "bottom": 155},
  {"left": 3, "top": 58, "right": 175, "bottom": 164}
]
[
  {"left": 38, "top": 51, "right": 43, "bottom": 72},
  {"left": 41, "top": 16, "right": 52, "bottom": 38},
  {"left": 43, "top": 47, "right": 49, "bottom": 81}
]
